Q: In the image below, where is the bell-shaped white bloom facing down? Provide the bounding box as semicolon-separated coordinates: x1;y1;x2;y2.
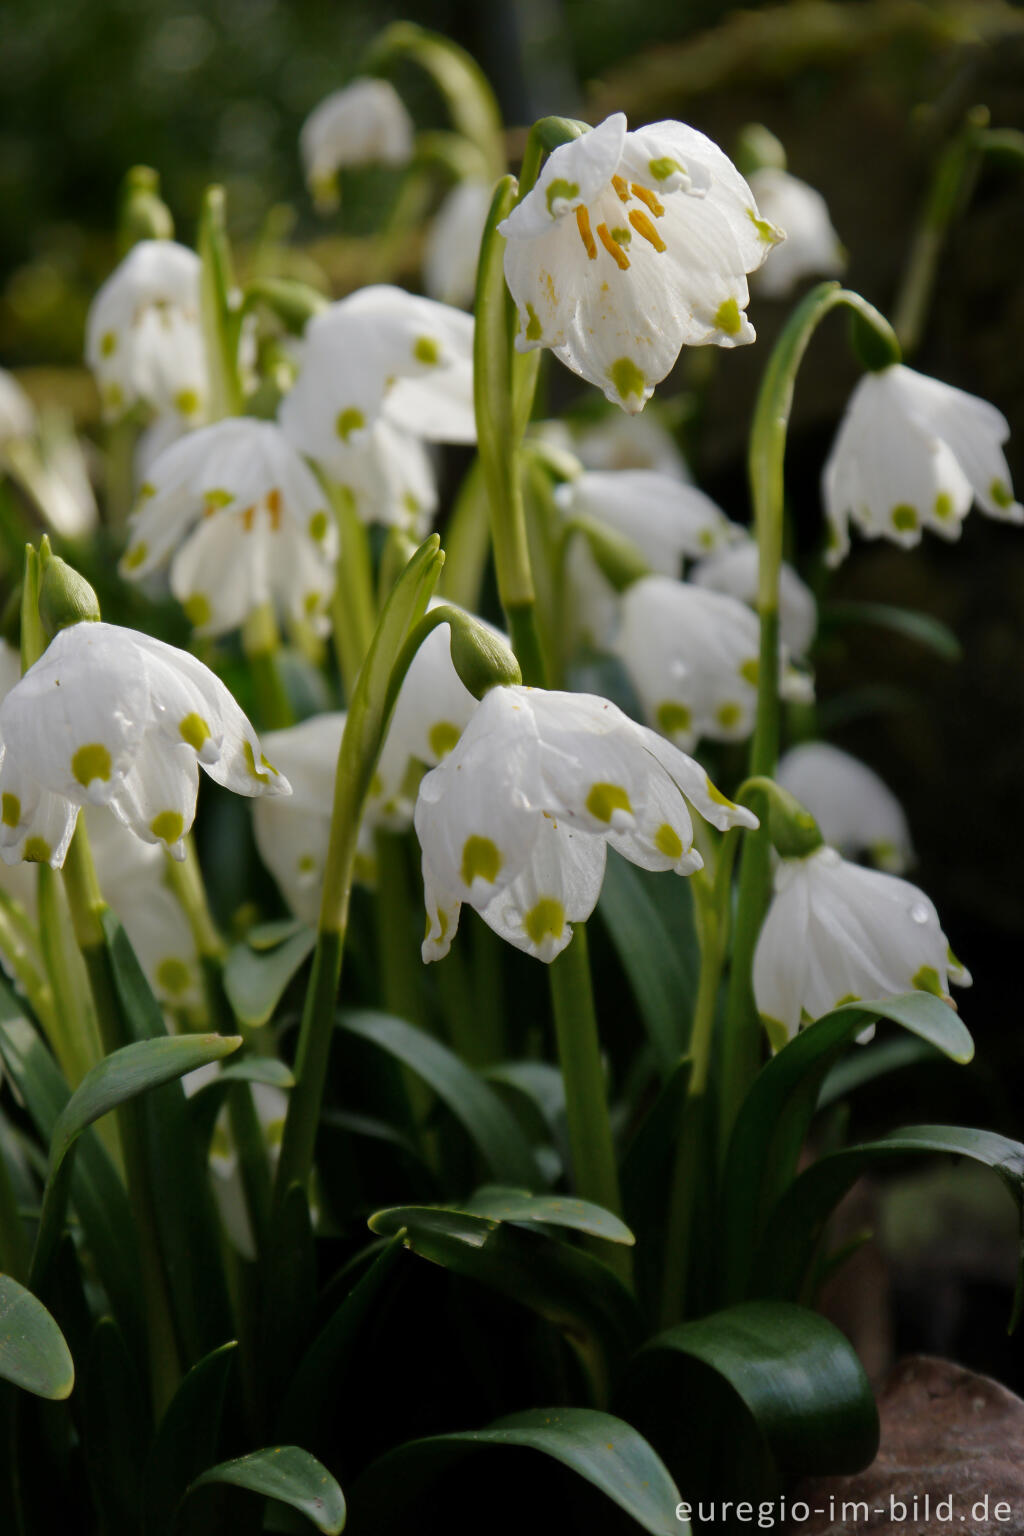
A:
691;538;817;657
0;369;35;446
753;846;970;1047
748;168;845;299
120;418;338;638
300;79;414;212
556;469;740;575
776;742;913;873
0;622;290;869
415;685;758;965
279;286;475;477
499;112;783;412
572;408;692;480
424;179;493;310
823;363;1023;566
85;241;207;424
614;575;812;751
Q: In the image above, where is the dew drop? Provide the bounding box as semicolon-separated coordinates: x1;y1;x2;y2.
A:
909;902;931;925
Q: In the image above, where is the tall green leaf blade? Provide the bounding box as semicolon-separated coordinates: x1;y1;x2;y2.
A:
459;1186;634;1244
143;1341;238;1536
820;599;962;660
0;1273;74;1399
340;1010;543;1188
101;907;167;1041
756;1125;1024;1320
188;1447;346;1533
81;1318;150;1531
223;928;315;1029
351;1407;683;1534
721;993;973;1300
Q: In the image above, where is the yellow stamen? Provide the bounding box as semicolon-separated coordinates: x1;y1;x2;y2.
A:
630;183;665;217
575;204;597;260
267;487;282;530
611;174;630;202
242;505;255;531
597;223;630;270
628;208;667;252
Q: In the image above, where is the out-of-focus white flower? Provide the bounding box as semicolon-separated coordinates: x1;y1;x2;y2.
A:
185;1066;290;1258
85;240;207;424
424;179;492;309
0;621;290;869
753;845;970;1048
613;575;812;751
0;369;35;445
85;805;202;1008
0;642;37;919
415;684;758;964
748;167;845;298
823;363;1023;566
498;112;782;412
556;469;739;574
776;742;912;873
278;287;475;499
690;538;817;657
120;418;338;638
324;417;437;534
3;410;99;540
300;79;414;212
573;409;691;480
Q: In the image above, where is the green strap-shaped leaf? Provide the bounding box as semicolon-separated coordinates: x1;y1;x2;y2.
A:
188;1056;295;1151
460;1185;635;1244
820;599;962;661
340;1010;543;1189
817;1035;944;1109
223;927;315;1029
721;993;973;1300
101;906;167;1041
31;1032;241;1289
0;1273;74;1399
755;1125;1024;1324
188;1447;346;1533
143;1340;238;1536
351;1407;682;1534
597;853;698;1077
81;1319;150;1532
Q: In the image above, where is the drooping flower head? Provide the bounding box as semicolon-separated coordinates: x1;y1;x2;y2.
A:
120;418;338;638
690;538;817;657
424;179;493;310
498;113;783;412
0;621;290;868
0;368;35;446
85;241;207;424
556;469;740;574
753;846;970;1048
747;167;845;298
823;363;1023;566
776;743;913;873
414;685;758;964
300;79;414;212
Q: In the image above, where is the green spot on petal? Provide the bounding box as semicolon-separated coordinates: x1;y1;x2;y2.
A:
413;335;441;366
183;594;212;628
609;357;646;405
523;897;565;948
24;837;51;864
585;781;632;823
739;658;759;686
714;298;742;336
545;178;579;214
891;504;918;532
150;810;185;846
1;793;20;828
174;388;201;417
308;510;329;541
934;492;954;521
402;492;420;515
525;304;542;342
716;702;742;729
137;482;156;502
179;713;211;752
648;156;683;182
204;488;234;509
336;407;365;442
761;1014;791;1053
705;775;738;810
243;740;278;784
747;206;777;244
912;964;944;998
654;822;683;860
834;993;861;1007
72;742;112;788
156;958;191;996
656;701;692;737
990;477;1014;509
100;330;117;357
461;835;502;887
428;721;461;759
122;541;148;571
610;226;631;245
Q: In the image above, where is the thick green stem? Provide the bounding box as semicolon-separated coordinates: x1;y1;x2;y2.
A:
242;603;293;731
327;481;377;700
375;830;424;1026
549;926;632;1289
35;868;102;1087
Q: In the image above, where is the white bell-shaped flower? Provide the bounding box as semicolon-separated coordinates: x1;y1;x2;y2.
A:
414;684;758;964
0;369;35;446
85;240;207;424
3;409;99;540
823;363;1023;566
690;538;817;657
572;408;692;480
300;79;414;211
0;621;290;869
278;285;475;487
776;742;912;873
753;845;970;1047
120;418;338;638
0;641;38;919
424;179;493;310
498;112;783;412
556;469;740;574
322;417;437;534
614;575;812;751
748;168;845;298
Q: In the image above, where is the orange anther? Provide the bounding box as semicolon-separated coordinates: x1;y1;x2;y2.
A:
611;175;630;202
267;487;282;529
596;223;630;271
241;505;256;531
575;205;597;260
630;183;665;218
628;208;667;252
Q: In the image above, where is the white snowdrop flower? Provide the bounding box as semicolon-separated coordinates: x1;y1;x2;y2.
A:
776;742;913;873
748;167;845;299
324;417;437;534
823;363;1023;566
120;418;338;639
556;469;740;575
300;79;414;212
0;621;290;870
278;286;476;492
613;576;812;751
690;538;817;657
0;369;35;445
498;112;783;412
414;684;758;964
753;845;970;1049
84;805;202;1008
85;240;208;424
424;179;493;309
184;1067;291;1258
573;409;692;480
0;641;37;920
3;410;99;540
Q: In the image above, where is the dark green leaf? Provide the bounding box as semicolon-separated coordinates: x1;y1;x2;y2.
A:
101;906;167;1041
340;1010;542;1188
261;1182;317;1412
224;928;315;1029
820;600;962;661
351;1407;682;1535
0;1272;74;1399
81;1318;150;1531
188;1057;295;1151
189;1447;346;1533
143;1341;238;1536
721;993;973;1300
817;1035;944;1109
756;1125;1024;1322
459;1185;634;1243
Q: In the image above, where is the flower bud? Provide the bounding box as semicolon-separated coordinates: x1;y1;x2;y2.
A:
244;278;329;335
442;606;521;698
38;544;101;637
734;123;787;178
743;775;824;859
570;517;650;593
118;166;174;253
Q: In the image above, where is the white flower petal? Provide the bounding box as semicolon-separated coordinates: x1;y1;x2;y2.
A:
776;742;912;871
478;816;607;962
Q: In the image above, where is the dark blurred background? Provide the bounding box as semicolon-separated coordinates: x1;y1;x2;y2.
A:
4;0;1024;1390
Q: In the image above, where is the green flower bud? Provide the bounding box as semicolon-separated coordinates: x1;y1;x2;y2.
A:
734;124;787;179
569;515;650;594
118;166;174;254
38;542;101;637
443;605;521;698
742;775;824;859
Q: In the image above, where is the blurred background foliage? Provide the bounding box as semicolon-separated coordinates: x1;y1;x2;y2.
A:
4;0;1024;1387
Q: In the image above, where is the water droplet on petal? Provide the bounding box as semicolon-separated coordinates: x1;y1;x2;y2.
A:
909;902;931;925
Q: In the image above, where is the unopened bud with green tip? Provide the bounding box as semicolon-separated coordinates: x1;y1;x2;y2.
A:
38;539;101;638
443;605;522;698
734;123;787;179
118;166;174;254
740;775;824;859
567;516;650;594
848;305;902;373
242;277;329;335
